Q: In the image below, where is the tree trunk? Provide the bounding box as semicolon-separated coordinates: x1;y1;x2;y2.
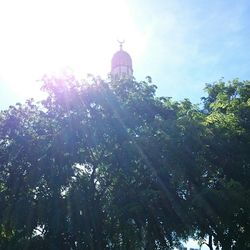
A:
208;234;214;250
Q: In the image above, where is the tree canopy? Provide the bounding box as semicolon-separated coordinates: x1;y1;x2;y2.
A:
0;76;249;249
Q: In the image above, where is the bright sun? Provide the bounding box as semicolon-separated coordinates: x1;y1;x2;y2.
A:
0;0;147;102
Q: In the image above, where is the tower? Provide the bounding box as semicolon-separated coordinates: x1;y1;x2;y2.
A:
111;41;133;80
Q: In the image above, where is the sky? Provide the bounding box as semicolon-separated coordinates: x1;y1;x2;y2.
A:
1;1;248;247
1;0;250;110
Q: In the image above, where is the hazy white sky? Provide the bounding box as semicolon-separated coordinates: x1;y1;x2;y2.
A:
0;0;146;108
0;0;250;111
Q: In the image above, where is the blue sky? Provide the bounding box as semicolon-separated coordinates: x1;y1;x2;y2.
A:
0;0;250;110
132;0;250;103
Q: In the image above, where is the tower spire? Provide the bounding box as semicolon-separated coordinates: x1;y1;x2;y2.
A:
118;40;125;50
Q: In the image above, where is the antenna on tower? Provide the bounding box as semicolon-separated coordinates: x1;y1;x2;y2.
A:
117;40;125;50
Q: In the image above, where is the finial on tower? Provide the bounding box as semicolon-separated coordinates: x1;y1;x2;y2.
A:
118;40;125;50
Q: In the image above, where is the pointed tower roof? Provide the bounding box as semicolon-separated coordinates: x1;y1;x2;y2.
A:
111;41;133;79
111;41;132;70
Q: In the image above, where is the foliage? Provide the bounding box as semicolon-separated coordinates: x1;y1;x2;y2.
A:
0;76;249;249
193;79;250;249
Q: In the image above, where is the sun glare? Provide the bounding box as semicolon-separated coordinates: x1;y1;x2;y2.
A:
0;0;147;102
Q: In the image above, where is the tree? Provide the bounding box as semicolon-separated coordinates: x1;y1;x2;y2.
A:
190;79;250;249
0;76;191;249
0;76;249;249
